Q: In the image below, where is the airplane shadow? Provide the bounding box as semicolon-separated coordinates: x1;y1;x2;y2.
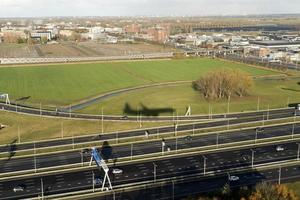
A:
123;103;175;117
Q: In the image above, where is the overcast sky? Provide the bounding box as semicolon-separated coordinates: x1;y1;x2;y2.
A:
1;0;300;18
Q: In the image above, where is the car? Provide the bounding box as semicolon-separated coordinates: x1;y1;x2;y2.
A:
276;145;285;152
120;115;128;120
256;127;264;132
81;148;90;155
93;178;103;185
240;153;249;161
112;168;123;174
229;176;239;181
13;185;25;192
184;135;192;141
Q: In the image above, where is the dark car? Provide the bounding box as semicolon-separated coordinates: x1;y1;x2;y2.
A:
120;115;128;120
184;135;193;141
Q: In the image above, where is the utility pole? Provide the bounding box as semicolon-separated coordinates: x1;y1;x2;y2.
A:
172;180;175;200
216;133;219;148
18;125;20;143
69;105;72;118
40;102;42;117
131;143;133;160
92;171;95;192
297;143;300;161
227;96;230;115
278;166;282;185
175;137;178;153
255;128;258;144
41;178;44;200
203;155;207;175
101;107;104;134
192;123;195;136
251;149;255;168
267;104;270;120
257;97;260;111
34;142;37;173
162;139;166;155
153;162;157;182
61;121;64;138
81;152;84;166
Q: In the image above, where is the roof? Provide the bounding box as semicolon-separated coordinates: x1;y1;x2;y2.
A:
250;40;300;46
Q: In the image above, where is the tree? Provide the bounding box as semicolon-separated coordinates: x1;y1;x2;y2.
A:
249;183;298;200
193;69;253;100
41;36;48;44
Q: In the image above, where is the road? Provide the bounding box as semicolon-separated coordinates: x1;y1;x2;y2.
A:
0;107;295;154
1;141;300;200
1;122;299;174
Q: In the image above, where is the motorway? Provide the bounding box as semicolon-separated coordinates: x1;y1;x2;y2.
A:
0;122;299;174
1;141;300;199
94;165;300;200
0;107;295;154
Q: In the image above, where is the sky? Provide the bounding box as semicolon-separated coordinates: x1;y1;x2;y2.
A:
0;0;300;18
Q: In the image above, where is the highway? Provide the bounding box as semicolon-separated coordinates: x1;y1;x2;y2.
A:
0;122;299;174
93;165;300;200
0;107;295;154
0;102;295;122
1;141;300;199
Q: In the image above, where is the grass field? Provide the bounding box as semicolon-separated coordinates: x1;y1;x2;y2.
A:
78;78;300;115
0;58;279;107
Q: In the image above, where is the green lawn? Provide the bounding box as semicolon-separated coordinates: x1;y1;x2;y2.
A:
78;78;300;116
0;58;279;107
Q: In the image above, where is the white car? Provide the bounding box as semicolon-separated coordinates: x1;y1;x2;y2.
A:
229;176;239;181
13;186;25;192
112;168;123;174
276;146;285;152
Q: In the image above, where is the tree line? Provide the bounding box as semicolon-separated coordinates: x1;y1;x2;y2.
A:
193;69;254;100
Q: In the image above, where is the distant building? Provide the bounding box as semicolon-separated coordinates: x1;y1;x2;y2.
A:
250;40;300;49
59;30;73;37
31;31;52;41
147;27;169;43
124;24;141;34
2;30;27;43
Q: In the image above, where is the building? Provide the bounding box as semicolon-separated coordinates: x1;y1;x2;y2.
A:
31;31;52;41
147;27;169;43
250;40;300;49
124;24;141;34
59;30;73;37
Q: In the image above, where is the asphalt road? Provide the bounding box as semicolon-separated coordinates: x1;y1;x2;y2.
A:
94;165;300;200
1;122;299;174
0;107;295;154
1;141;300;200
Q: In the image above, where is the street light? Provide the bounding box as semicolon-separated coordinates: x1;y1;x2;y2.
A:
250;149;255;168
153;162;157;182
162;139;166;155
297;143;300;161
202;155;207;175
278;166;282;185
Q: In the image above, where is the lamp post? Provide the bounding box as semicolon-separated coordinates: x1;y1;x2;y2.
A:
251;149;255;168
153;162;157;182
202;155;207;175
